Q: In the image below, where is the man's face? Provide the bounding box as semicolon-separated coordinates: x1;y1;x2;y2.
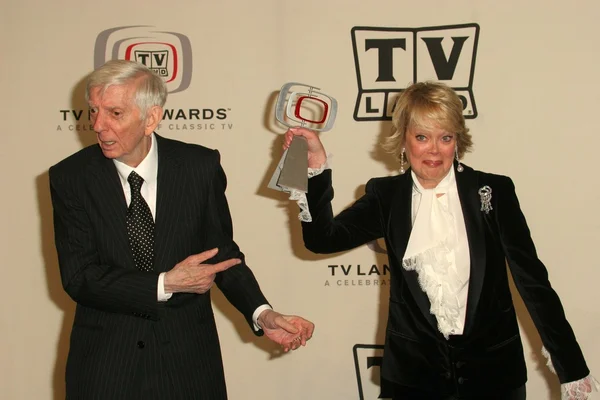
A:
88;81;157;167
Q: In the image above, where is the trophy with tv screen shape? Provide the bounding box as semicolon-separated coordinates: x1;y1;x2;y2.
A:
268;82;337;200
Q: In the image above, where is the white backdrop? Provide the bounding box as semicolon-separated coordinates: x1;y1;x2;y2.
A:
1;0;599;398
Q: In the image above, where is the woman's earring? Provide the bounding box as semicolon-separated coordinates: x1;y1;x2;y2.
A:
455;146;463;172
400;148;406;174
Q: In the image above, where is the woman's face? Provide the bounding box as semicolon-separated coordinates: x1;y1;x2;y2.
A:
405;122;456;189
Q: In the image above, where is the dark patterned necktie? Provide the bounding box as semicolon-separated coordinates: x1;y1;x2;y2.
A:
126;171;155;272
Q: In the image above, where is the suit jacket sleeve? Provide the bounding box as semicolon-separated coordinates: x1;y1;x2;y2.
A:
204;152;269;333
495;176;589;383
301;169;384;253
49;167;161;320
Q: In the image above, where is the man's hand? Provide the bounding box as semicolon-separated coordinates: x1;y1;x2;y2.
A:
257;309;315;352
164;248;240;294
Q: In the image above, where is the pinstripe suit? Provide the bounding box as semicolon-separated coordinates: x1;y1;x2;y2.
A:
50;134;269;399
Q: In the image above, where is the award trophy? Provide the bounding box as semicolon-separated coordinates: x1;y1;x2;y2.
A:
268;82;337;194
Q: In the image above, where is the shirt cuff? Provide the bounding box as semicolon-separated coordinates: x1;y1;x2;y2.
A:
252;304;273;331
308;154;332;178
290;154;332;222
560;375;600;400
157;272;173;302
542;346;600;399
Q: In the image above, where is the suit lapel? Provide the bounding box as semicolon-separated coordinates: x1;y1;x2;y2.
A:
153;135;183;273
88;151;134;267
388;171;439;329
456;164;487;336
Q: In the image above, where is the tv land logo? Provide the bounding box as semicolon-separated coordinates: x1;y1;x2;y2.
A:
354;344;392;399
351;23;480;121
323;263;390;288
321;240;390;287
94;25;192;93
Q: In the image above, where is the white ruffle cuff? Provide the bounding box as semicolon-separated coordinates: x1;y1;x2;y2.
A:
291;155;331;223
541;346;599;399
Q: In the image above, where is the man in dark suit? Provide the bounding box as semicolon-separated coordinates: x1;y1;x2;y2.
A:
50;59;314;400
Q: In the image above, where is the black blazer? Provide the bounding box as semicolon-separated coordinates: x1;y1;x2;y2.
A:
50;134;269;399
302;163;588;397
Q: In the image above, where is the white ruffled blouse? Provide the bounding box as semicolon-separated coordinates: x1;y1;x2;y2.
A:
403;167;470;339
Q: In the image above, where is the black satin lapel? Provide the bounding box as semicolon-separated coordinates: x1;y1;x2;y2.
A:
388;172;438;329
154;137;183;273
388;173;412;258
88;156;133;266
456;164;486;336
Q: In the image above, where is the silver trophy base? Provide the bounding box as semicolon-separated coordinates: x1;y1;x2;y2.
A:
268;136;308;193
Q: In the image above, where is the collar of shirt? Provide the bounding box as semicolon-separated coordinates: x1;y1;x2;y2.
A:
113;133;159;218
410;168;456;220
113;133;158;188
410;167;454;196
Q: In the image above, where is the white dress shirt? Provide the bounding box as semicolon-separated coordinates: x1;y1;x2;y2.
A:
113;134;269;329
113;133;171;301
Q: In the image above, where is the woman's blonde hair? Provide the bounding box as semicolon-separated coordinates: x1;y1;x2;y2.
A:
382;81;473;164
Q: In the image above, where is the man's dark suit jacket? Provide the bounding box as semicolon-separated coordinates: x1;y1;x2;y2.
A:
50;134;269;399
302;163;589;397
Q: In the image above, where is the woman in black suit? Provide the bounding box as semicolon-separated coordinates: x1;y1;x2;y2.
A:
284;81;596;399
